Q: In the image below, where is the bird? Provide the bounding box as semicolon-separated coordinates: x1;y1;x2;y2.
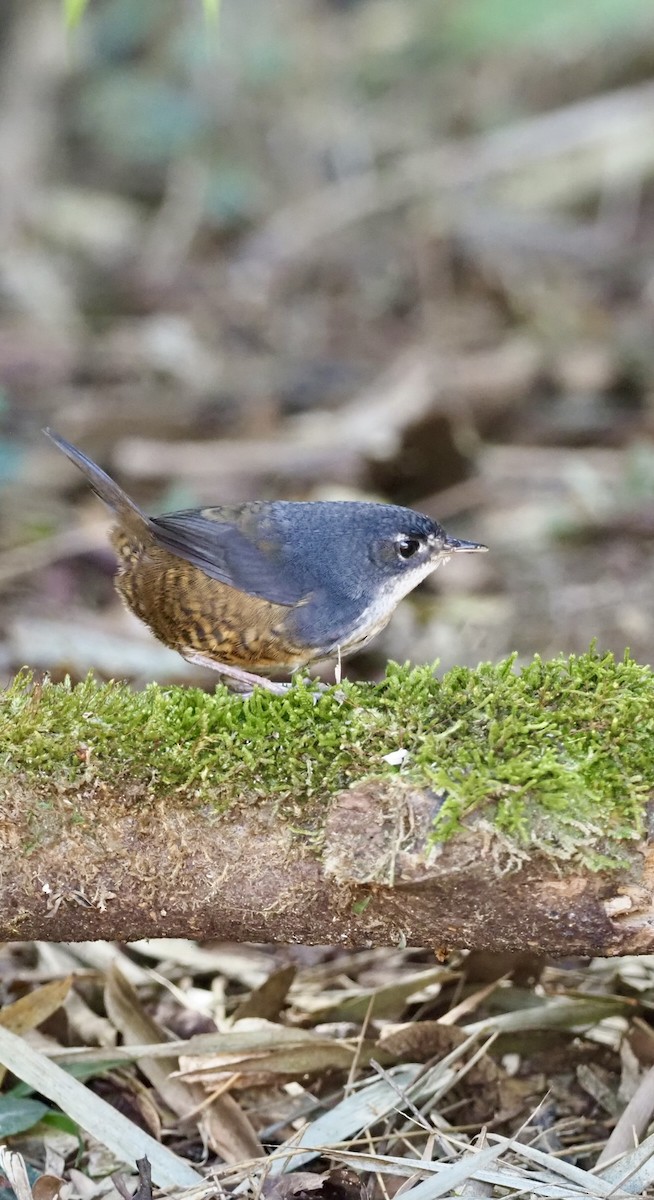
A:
45;429;487;694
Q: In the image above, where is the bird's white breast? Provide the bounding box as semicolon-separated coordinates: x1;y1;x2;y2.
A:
334;555;448;656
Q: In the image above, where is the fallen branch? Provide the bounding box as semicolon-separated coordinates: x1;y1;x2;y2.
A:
114;336;543;487
1;651;653;953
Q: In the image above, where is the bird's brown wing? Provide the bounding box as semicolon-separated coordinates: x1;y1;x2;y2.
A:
149;509;308;606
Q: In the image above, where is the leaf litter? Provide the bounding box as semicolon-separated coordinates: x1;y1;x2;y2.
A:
0;945;652;1199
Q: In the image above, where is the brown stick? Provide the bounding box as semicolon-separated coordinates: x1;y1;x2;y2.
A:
2;774;652;954
113;336;542;487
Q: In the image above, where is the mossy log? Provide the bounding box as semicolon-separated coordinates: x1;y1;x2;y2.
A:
1;651;653;953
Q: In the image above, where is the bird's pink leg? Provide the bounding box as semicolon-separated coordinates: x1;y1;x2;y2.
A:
183;652;291;695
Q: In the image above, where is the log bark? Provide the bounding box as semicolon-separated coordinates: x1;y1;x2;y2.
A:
3;649;652;953
2;771;653;955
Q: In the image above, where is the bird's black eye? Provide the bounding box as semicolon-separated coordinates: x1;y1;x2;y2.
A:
396;535;422;560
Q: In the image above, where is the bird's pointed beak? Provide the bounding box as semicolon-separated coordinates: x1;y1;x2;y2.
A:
442;535;488;554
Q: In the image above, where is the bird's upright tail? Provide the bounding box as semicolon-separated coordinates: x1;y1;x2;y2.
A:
44;429;150;535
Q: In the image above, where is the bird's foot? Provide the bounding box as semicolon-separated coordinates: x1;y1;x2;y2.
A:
183;653;347;702
183;652;292;696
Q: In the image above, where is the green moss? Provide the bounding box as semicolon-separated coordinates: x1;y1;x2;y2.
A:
1;648;653;867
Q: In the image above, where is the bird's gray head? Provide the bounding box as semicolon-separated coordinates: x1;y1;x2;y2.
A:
278;500;486;653
366;505;483;576
277;500;486;607
359;503;486;606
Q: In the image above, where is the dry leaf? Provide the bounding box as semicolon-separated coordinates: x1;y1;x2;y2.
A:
232;965;296;1022
105;965;262;1164
0;976;73;1086
104;964;198;1122
263;1169;364;1200
32;1174;65;1200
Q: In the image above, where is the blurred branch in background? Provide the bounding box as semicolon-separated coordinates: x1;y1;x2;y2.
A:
2;0;654;687
239;80;654;284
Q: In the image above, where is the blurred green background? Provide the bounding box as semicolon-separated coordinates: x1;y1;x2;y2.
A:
2;0;654;686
